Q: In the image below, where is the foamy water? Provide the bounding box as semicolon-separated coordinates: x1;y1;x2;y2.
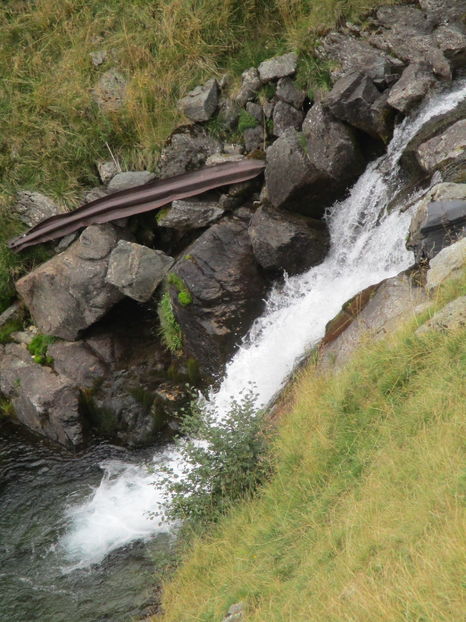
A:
60;81;466;567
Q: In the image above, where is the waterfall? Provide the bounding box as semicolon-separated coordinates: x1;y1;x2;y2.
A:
60;81;466;568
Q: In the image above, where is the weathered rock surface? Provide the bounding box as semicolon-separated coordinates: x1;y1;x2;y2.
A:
97;160;119;184
276;77;305;109
178;79;219;122
48;340;108;388
169;212;267;374
93;68;127;111
0;344;83;447
16;225;127;340
106;240;174;303
272;100;304;136
235;67;262;107
418;200;465;259
387;62;437;113
325;71;393;142
243;126;264;152
434;23;466;69
258;52;298;82
158;126;222;178
248;205;329;275
14;191;66;228
425;237;466;290
418;0;466;25
0;303;21;328
157;199;225;231
415;119;466;178
107;171;156;192
416;296;466;335
222;602;245;622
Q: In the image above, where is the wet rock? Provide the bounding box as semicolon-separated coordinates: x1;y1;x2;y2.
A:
416;296;466;335
425;237;466;290
106;241;174;303
93;68;127;112
158;125;222;179
276;77;305;109
157;199;225;231
325;71;394;142
248;204;329;275
235;67;261;107
107;170;156;192
0;344;83;448
97;160;119;184
243;126;263;152
16;224;127;340
272;100;304;136
258;52;298;82
178;78;219;122
387;62;437;113
48;341;108;388
435;23;466;70
169;213;267;375
416;119;466;179
13;191;66;228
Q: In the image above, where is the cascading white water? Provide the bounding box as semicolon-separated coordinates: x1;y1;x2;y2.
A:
60;81;466;568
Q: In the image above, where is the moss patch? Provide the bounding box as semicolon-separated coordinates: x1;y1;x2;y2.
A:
158;292;183;355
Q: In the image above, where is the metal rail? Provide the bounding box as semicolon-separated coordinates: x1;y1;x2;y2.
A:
8;159;265;252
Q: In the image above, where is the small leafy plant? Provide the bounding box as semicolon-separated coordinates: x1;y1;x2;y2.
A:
27;334;56;365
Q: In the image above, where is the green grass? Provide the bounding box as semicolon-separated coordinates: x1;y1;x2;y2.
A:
155;271;466;622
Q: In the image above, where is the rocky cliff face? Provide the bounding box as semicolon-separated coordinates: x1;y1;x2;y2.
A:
2;0;465;449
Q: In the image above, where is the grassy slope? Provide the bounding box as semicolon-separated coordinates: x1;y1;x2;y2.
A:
156;270;466;622
0;0;399;313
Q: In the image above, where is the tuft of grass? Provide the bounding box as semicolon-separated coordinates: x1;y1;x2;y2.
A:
27;333;56;365
155;272;466;621
158;292;183;355
237;109;259;133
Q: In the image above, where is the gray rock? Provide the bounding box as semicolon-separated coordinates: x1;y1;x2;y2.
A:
435;23;466;69
157;199;225;230
97;159;119;184
169;213;267;374
205;152;245;166
263;100;275;119
375;6;434;33
387;62;437;113
248;204;329;275
81;187;108;203
106;240;174;303
90;50;108;67
10;329;37;346
243;126;263;152
158;126;222;179
245;101;263;123
416;296;466;335
418;0;466;25
235;67;262;107
107;170;156;192
0;303;21;328
48;340;108;388
272;100;304;136
218;98;240;130
55;232;79;253
416;119;466;178
178;78;219;122
0;344;83;448
276;77;305;109
325;71;394;142
93;68;127;111
222;601;245;622
16;224;127;340
258;52;298;82
14;191;65;228
425;237;466;290
418;200;466;259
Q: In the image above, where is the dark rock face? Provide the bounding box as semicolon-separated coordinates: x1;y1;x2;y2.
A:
169;212;267;375
325;72;394;142
158;126;222;178
48;341;108;389
16;225;127;340
248;205;330;275
0;344;83;448
411;199;466;260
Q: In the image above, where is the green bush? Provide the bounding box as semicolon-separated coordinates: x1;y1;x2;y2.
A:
27;333;56;365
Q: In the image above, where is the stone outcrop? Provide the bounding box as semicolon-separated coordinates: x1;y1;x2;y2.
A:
106;241;174;303
14;191;66;228
178;79;219;122
16;224;127;340
248;205;329;275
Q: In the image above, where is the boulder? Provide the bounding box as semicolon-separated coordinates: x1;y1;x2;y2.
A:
325;71;394;142
415;119;466;179
97;160;119;184
106;241;174;303
178;78;219;122
168;212;267;374
416;296;466;335
276;77;305;109
318;32;403;85
387;62;437;114
248;204;330;275
425;237;466;290
13;191;66;228
16;224;127;340
258;52;298;82
434;24;466;70
243;126;264;152
48;340;108;388
272;100;304;136
107;170;156;192
418;0;466;25
0;344;83;447
157;198;225;231
235;67;262;107
158;125;222;179
93;68;127;111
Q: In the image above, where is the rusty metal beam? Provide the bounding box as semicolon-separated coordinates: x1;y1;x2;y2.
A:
8;159;265;252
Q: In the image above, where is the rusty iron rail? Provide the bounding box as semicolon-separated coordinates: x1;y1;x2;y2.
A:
9;159;265;252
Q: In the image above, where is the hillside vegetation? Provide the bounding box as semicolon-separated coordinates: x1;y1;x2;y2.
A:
155;269;466;622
